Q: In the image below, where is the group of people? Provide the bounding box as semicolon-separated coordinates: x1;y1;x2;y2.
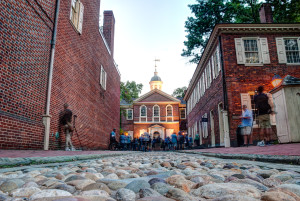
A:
239;86;275;146
109;130;194;151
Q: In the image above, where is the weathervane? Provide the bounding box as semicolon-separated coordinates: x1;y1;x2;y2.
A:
154;58;160;73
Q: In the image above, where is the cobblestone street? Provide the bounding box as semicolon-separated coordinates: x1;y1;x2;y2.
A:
0;152;299;201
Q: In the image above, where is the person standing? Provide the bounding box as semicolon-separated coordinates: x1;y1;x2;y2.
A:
109;128;117;150
171;132;177;150
254;86;272;145
194;133;200;147
120;133;126;150
240;105;253;146
60;103;74;151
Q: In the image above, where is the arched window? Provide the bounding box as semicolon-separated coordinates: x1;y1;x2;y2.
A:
166;105;173;116
140;105;147;117
153;105;159;117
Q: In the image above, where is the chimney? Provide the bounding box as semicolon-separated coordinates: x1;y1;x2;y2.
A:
259;3;273;23
103;10;115;57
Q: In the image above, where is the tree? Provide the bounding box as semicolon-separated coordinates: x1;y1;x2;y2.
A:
182;0;300;64
120;81;143;104
172;87;187;99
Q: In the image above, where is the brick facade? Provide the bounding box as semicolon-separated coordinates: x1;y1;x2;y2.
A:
185;24;300;147
120;89;186;140
0;0;120;150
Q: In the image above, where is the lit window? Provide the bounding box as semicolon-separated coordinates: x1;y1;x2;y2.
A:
70;0;84;34
127;109;133;120
100;66;107;90
235;38;270;65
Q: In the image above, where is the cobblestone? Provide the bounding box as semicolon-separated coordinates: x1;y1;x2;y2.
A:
0;152;299;200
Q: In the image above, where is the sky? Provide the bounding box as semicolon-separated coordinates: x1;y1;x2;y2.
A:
100;0;198;95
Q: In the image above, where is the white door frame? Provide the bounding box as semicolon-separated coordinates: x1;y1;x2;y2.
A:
210;110;215;147
218;103;225;146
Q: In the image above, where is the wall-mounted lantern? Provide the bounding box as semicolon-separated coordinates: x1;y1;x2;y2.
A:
271;74;283;88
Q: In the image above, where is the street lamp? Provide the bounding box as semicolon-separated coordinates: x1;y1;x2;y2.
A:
271;74;283;88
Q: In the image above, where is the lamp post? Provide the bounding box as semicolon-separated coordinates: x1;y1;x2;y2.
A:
271;74;283;88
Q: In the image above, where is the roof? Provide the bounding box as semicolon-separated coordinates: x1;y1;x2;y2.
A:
134;88;181;103
150;75;162;81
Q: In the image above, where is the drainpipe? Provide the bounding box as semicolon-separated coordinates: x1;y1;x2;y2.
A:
43;0;60;150
218;35;230;147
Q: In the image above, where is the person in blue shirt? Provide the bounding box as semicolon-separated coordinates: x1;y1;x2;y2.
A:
171;132;177;150
120;133;126;150
240;105;253;146
188;135;193;148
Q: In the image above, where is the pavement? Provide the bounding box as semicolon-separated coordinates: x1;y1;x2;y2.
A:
0;143;299;167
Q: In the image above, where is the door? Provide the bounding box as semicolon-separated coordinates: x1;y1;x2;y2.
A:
218;103;225;146
273;89;290;143
210;110;215;147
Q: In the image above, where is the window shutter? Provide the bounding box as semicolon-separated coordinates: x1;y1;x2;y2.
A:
211;57;215;79
217;46;221;71
104;70;107;90
78;2;84;34
259;38;270;64
235;38;245;64
69;1;73;20
240;93;252;110
276;38;287;63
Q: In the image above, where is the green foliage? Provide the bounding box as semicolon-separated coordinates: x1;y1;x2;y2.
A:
182;0;300;64
172;86;187;98
120;81;143;104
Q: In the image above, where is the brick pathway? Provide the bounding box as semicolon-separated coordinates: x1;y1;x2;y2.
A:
185;143;300;156
0;143;299;159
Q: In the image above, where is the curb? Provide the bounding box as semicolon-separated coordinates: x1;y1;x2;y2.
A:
178;151;300;165
0;152;132;169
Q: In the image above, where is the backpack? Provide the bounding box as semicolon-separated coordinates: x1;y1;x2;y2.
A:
255;94;272;115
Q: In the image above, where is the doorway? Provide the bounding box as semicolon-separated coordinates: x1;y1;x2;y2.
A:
218;103;225;146
210;110;215;147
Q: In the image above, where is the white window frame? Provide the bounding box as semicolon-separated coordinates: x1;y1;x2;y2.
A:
100;65;107;90
276;37;300;64
126;109;133;120
235;37;270;66
152;105;160;122
140;105;147;117
70;0;84;34
180;108;186;119
166;105;173;122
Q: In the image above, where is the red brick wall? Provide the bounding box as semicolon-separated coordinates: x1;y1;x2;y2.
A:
187;31;300;147
221;32;300;145
0;0;120;150
0;0;55;149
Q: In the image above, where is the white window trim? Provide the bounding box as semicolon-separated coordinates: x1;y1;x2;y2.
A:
235;37;270;66
276;37;300;65
126;109;133;120
180;108;186;119
140;105;147;117
202;113;208;138
100;65;107;90
166;105;173;122
69;0;84;34
152;105;160;122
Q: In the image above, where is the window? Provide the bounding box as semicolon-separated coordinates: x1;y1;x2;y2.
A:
100;66;107;90
180;108;186;119
70;0;84;34
166;105;173;116
212;46;221;79
276;38;300;64
235;38;270;65
202;113;208;138
140;105;147;117
126;109;133;120
153;105;159;117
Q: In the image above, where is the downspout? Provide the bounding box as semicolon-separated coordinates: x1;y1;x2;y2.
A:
218;35;230;147
43;0;60;150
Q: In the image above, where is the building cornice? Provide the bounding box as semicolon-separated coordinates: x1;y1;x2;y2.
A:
184;23;300;100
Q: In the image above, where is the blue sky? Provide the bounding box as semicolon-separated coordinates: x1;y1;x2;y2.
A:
100;0;198;95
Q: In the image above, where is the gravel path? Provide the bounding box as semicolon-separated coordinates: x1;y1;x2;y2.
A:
0;152;299;201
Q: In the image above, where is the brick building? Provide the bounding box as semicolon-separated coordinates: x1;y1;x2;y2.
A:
184;4;300;147
0;0;120;150
121;68;186;140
